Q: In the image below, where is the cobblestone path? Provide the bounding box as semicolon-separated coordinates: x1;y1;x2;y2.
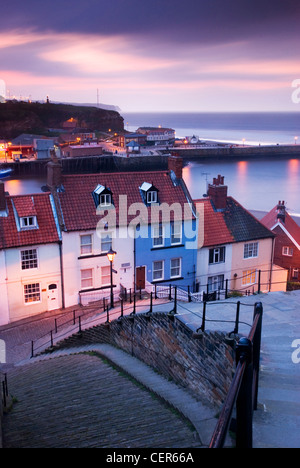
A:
2;353;200;448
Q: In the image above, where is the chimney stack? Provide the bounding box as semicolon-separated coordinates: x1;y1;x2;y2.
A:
277;200;286;223
168;154;183;180
0;181;6;211
207;174;228;210
47;150;62;189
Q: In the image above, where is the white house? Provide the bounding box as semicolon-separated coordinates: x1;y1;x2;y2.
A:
0;183;62;325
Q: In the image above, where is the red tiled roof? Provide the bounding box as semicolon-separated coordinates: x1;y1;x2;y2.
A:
261;206;300;246
58;171;195;231
13;196;37;218
195;198;234;247
0;193;60;249
195;196;273;247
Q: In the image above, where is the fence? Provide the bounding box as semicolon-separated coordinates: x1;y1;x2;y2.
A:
209;302;263;448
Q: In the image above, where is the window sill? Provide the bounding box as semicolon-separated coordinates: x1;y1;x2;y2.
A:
151;244;184;251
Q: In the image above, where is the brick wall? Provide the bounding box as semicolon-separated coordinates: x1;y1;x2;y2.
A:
56;312;236;408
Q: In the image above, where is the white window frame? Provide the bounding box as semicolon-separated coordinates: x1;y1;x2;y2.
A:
81;269;93;290
101;232;112;253
152;225;164;247
101;265;111;286
209;247;226;264
80;234;93;256
20;216;37;229
24;283;41;304
147;191;157;204
153;260;164;281
21;248;38;270
170;258;181;278
171;222;182;245
244;242;258;259
100;193;112;207
282;246;293;257
208;275;224;292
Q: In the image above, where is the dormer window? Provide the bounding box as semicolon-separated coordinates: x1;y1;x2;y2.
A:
20;216;38;230
93;184;113;208
140;182;159;206
147;191;157;204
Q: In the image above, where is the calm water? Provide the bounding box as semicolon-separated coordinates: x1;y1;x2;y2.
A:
3;112;300;215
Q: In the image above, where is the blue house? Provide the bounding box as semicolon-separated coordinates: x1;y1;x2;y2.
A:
134;156;198;293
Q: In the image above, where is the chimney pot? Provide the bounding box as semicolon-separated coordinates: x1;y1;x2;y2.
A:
207;175;228;210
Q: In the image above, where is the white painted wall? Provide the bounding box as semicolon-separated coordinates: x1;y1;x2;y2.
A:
62;226;135;308
0;250;9;325
4;244;62;323
197;244;232;292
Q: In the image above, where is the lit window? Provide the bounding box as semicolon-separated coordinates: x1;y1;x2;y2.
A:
20;216;37;229
170;258;181;278
244;242;258;259
242;270;256;285
153;261;164;281
24;283;41;304
152;225;164;247
282;246;293;257
21;249;38;270
81;269;93;289
80;235;93;255
101;266;111;286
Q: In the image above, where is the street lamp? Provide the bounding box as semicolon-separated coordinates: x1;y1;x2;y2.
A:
295;136;298;145
107;248;117;308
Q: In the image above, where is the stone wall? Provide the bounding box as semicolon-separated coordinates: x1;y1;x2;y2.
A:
56;312;235;408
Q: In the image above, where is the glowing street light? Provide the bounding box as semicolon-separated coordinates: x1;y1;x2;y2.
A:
107;248;117;308
295;136;298;145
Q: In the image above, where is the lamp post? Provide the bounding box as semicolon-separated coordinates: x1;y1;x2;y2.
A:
107;248;117;308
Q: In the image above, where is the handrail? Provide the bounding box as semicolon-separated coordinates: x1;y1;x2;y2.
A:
209;302;263;448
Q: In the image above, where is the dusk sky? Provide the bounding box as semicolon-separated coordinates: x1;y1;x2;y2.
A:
1;0;300;112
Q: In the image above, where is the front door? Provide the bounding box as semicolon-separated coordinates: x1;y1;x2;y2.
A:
47;283;59;311
136;266;146;291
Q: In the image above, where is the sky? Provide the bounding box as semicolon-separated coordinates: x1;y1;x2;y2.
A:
1;0;300;112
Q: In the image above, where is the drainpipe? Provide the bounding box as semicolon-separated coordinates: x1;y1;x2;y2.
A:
59;241;65;309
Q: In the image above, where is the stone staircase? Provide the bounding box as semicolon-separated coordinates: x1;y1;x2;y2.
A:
2;351;203;448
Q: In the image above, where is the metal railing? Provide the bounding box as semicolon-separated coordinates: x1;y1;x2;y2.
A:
0;372;8;410
209;302;263;448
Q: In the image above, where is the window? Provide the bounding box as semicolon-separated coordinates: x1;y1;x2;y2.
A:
101;266;111;286
24;283;41;304
100;193;112;207
21;249;38;270
20;216;37;229
152;225;164;247
81;269;93;289
242;270;256;286
170;258;181;278
209;247;226;264
153;261;164;281
147;191;157;204
80;235;93;255
101;233;112;253
208;275;224;292
244;242;258;259
292;269;299;280
282;246;293;257
171;222;182;245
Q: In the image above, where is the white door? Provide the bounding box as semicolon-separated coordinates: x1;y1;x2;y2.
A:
47;283;59;311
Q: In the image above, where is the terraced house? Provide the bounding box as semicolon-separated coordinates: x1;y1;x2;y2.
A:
194;175;287;298
0;181;62;325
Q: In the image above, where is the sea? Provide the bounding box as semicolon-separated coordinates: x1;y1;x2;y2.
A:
3;111;300;217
